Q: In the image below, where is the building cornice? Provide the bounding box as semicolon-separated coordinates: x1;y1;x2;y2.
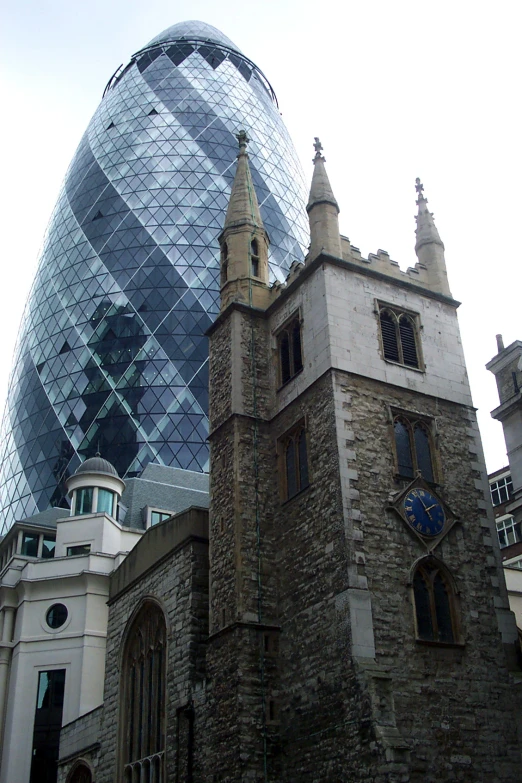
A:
486;341;522;373
491;391;522;422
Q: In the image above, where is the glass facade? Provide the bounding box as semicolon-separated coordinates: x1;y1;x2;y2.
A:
0;21;308;533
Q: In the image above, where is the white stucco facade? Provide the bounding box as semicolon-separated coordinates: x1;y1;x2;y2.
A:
0;512;142;783
0;459;209;783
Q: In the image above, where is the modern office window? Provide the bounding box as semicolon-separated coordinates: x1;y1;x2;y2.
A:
121;601;166;782
67;544;91;556
393;414;435;482
277;314;303;386
279;421;309;500
496;515;522;549
22;532;39;557
75;487;94;515
150;510;172;526
412;560;457;644
97;488;115;515
46;604;68;630
42;535;56;559
30;669;66;783
490;475;513;506
378;304;421;369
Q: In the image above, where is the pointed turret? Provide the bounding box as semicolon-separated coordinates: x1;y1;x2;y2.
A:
414;178;451;297
306;138;342;261
218;130;270;311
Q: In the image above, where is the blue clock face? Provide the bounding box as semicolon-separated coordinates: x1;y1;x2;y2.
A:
403;488;445;537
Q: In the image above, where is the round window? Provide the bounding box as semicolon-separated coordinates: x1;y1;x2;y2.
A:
46;603;68;629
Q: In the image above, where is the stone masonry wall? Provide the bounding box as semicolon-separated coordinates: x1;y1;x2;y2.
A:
205;306;282;781
94;533;208;783
491;348;522;407
205;262;521;781
333;368;522;782
57;707;101;783
208;293;396;781
270;371;395;782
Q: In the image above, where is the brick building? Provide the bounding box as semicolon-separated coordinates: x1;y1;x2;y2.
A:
57;136;522;782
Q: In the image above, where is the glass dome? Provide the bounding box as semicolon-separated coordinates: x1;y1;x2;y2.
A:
0;21;309;533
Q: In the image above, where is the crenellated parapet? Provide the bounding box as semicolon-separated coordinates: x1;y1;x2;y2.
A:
339;236;450;296
220;139;457;315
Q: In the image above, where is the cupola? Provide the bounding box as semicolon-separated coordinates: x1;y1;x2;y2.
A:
66;455;125;519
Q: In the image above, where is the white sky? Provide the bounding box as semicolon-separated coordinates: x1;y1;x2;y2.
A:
0;0;520;473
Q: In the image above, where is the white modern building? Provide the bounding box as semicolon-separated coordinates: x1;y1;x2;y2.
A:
0;457;208;783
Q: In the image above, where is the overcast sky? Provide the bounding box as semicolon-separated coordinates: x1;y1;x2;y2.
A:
1;0;520;473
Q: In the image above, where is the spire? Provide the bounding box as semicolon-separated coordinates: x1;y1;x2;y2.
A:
223;130;263;231
414;178;444;251
414;178;451;297
307;138;340;213
306;138;342;261
218;130;270;311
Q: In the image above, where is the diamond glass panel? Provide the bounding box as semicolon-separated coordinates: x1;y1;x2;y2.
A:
0;21;308;532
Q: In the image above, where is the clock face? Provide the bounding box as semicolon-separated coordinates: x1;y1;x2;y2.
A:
403;488;445;537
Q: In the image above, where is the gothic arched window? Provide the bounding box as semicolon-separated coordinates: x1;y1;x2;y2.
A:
121;601;166;782
277;313;303;386
250;238;260;277
67;762;92;783
379;305;421;369
393;415;435;482
412;559;458;643
279;421;309;500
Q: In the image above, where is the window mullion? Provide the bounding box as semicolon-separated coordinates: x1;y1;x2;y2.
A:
396;318;404;364
428;571;439;641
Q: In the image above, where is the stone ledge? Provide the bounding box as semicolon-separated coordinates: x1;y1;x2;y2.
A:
109;506;209;602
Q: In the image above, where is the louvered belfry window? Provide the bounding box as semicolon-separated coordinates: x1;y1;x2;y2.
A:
379;305;420;369
277;313;303;386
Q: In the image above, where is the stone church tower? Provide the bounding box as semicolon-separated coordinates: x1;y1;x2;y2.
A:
205;134;522;781
57;134;521;783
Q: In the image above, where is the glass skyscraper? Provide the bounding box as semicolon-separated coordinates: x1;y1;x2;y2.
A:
0;21;308;532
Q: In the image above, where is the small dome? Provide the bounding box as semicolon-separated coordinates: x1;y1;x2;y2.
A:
145;20;241;52
75;456;119;478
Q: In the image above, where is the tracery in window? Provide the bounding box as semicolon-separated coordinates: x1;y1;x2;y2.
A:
412;559;458;644
378;305;421;369
67;762;92;783
121;601;166;782
277;314;303;386
393;415;435;482
279;421;309;500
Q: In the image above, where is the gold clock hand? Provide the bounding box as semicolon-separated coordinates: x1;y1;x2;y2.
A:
413;490;433;521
